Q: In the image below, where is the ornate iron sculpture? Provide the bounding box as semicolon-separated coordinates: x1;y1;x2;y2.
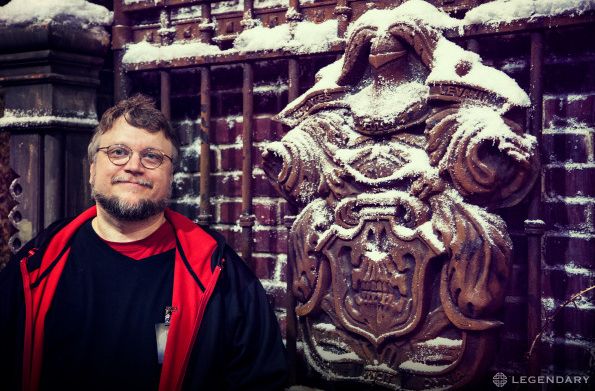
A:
263;9;538;390
0;131;18;267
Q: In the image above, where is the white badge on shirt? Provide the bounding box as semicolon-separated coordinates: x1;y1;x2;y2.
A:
155;306;176;364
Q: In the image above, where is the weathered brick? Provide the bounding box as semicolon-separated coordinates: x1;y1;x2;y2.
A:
213;174;242;197
219;147;243;171
263;283;287;310
217;227;242;251
500;202;531;230
218;201;242;224
501;301;529;338
279;200;298;221
254;202;278;225
545;167;595;198
254;174;281;197
549;307;595;339
510;234;528;266
211;64;243;90
493;336;528;369
252;255;277;280
542;133;590;163
278;258;287;282
214;91;242;117
219;146;264;171
178;152;199;174
544;235;595;269
173;119;199;146
543;94;595;129
254;116;286;142
169;202;199;219
253;145;266;169
172;174;199;199
254;229;287;254
506;265;528;297
543;270;595;303
543;202;590;231
212;117;242;144
540;340;594;373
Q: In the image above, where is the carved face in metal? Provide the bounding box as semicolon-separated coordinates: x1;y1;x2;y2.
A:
264;5;539;389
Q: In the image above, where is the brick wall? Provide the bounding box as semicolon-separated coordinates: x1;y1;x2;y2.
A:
163;57;336;340
490;26;595;379
142;24;594;384
540;90;594;376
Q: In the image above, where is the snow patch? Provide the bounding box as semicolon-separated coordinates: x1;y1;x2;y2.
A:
123;40;222;64
233;19;339;53
346;82;429;128
399;360;450;373
428;38;530;107
419;337;463;348
347;0;463;36
0;0;112;26
0;110;98;128
464;0;595;26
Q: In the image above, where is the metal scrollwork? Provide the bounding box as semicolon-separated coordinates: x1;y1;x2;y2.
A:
263;5;538;389
0;131;19;268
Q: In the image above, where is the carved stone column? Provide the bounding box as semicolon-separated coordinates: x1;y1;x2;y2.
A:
0;17;110;252
263;5;539;389
0;130;18;268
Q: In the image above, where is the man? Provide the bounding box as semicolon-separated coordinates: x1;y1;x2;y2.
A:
0;94;288;391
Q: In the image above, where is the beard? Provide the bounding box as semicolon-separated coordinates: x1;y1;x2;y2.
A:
92;190;168;221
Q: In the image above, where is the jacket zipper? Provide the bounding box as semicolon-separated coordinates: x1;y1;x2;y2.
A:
170;262;223;391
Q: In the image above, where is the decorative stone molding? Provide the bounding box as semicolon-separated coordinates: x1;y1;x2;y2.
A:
0;15;110;249
263;5;538;389
0;130;18;268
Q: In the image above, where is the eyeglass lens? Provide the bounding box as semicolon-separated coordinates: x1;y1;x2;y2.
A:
106;145;164;169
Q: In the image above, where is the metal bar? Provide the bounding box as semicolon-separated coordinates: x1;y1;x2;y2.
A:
288;58;300;102
243;0;255;23
240;62;255;267
43;133;64;226
160;70;171;120
243;0;254;14
285;58;300;385
0;130;17;266
121;14;595;73
200;2;214;44
113;0;131;101
526;30;545;379
197;67;212;226
283;214;297;385
334;0;352;39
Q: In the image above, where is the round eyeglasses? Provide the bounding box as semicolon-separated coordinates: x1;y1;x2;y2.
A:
97;144;173;170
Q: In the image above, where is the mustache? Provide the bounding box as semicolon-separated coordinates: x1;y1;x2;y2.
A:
111;176;154;189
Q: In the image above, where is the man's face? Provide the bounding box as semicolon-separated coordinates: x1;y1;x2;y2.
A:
90;116;175;221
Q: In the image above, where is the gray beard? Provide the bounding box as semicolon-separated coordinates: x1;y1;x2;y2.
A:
93;191;168;221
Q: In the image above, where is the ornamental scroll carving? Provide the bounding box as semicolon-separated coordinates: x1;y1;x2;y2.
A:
263;5;539;389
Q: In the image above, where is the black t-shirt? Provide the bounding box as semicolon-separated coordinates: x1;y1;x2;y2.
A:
41;220;175;391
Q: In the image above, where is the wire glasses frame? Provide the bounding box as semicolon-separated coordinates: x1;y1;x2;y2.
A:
97;144;173;169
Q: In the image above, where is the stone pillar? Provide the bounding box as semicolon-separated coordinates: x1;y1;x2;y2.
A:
0;19;110;253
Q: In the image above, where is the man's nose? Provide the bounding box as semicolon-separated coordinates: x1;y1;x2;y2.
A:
123;152;145;173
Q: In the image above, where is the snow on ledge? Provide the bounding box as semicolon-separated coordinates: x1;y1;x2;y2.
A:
233;19;339;53
464;0;595;26
0;0;112;27
347;0;463;36
0;111;98;128
122;40;222;65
